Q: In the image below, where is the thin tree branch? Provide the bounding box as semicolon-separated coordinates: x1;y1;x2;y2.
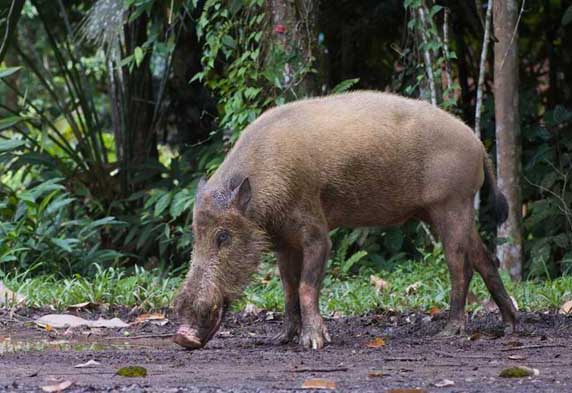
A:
499;0;526;71
442;8;453;94
417;7;437;106
0;0;25;63
474;0;493;140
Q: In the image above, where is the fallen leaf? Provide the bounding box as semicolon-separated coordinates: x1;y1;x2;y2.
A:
133;313;166;324
67;302;99;311
41;380;73;392
434;379;455;387
367;370;385;378
74;360;100;368
116;366;147;377
0;281;26;306
508;355;527;360
366;337;386;348
301;378;336;390
370;275;389;292
405;282;421;295
243;303;262;316
428;306;441;317
559;300;572;314
388;389;427;393
467;291;478;304
469;332;482;341
499;366;539;378
35;314;128;329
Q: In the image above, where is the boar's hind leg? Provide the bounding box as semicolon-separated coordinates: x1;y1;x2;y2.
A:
428;199;474;336
469;227;518;334
273;248;303;344
298;222;332;350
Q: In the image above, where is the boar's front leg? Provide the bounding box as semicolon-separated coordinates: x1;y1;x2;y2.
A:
298;222;331;350
273;248;302;344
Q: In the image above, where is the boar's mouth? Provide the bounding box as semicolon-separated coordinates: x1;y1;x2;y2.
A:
174;302;226;350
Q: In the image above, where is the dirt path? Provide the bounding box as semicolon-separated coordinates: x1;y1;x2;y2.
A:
1;310;571;392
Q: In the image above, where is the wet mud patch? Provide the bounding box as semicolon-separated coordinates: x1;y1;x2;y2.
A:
1;310;571;392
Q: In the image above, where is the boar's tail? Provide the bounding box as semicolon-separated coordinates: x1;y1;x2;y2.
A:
483;153;509;225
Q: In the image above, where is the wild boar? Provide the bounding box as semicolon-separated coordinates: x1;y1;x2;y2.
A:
173;91;518;350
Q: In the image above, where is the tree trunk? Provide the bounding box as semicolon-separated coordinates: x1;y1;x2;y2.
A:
494;0;523;281
124;13;158;170
268;0;319;97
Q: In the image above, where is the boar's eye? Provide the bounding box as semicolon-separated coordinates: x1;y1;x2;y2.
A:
215;230;231;248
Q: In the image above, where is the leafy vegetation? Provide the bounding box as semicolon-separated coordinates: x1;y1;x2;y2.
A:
4;251;571;314
1;0;572;311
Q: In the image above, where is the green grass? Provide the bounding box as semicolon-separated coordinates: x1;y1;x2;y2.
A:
2;265;182;310
3;257;572;314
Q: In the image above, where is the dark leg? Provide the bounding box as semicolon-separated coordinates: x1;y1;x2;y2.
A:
428;200;474;335
469;227;518;333
298;222;331;349
273;247;302;344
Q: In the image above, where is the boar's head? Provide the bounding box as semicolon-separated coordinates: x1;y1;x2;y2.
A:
173;175;268;349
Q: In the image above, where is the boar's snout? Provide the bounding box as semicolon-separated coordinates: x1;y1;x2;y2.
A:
174;298;225;350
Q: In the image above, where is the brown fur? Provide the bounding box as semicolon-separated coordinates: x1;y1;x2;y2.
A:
174;91;517;349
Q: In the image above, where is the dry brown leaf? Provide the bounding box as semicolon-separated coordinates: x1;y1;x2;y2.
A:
302;378;336;390
559;300;572;314
369;275;389;292
428;306;441;317
133;313;166;324
468;332;482;341
67;302;99;311
467;291;478;304
366;337;385;348
367;370;385;378
41;380;73;392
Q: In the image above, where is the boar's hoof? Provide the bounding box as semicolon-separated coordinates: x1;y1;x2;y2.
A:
437;321;465;337
272;317;300;345
272;327;300;345
173;326;203;349
300;323;331;350
503;320;520;336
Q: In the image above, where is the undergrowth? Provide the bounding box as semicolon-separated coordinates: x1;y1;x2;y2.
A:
3;252;571;314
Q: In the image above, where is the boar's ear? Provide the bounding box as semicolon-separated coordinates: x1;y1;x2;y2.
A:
229;177;251;214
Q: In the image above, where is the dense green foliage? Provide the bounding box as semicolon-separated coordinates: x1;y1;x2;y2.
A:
1;0;571;287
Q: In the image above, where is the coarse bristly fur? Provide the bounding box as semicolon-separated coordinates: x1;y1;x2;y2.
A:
174;91;518;349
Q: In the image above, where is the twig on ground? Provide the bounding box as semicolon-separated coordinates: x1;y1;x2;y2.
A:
290;367;349;373
435;350;495;359
500;343;566;352
383;356;425;362
103;333;174;340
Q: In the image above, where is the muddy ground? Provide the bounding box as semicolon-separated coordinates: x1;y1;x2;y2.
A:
1;308;571;392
